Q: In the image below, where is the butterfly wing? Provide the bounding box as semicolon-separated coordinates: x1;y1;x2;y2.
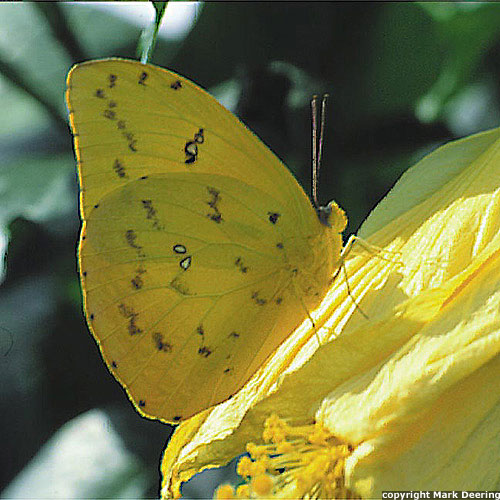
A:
67;59;315;229
67;59;344;422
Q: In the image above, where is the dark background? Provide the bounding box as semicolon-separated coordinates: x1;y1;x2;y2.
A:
1;2;500;499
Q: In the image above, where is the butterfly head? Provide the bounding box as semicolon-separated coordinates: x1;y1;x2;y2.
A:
316;200;347;233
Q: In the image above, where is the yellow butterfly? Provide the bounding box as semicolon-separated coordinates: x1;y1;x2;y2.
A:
66;59;347;423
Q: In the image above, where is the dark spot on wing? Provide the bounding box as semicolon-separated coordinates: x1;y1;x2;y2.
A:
113;159;127;178
98;86;138;151
268;212;280;224
108;74;117;88
198;346;212;357
208;213;222;223
125;229;145;257
206;187;223;223
184;141;197;164
173;244;187;254
179;256;192;270
138;71;148;85
95;89;105;98
184;128;204;164
131;266;146;290
170;80;182;90
194;128;204;144
124;131;137;152
172;415;181;422
138;400;146;407
152;332;173;352
118;303;143;335
141;199;163;230
251;291;267;305
125;229;139;248
235;257;249;273
111;361;117;368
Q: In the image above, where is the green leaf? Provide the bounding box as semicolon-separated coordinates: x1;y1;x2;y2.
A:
416;3;500;122
0;154;74;280
139;1;168;63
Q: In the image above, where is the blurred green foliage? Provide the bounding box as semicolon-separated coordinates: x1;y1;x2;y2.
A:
1;2;500;499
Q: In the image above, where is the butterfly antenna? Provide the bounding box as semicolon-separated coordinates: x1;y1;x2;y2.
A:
311;95;319;208
311;93;329;209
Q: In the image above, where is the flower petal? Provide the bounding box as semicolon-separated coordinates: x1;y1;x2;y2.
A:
161;127;500;498
323;243;500;495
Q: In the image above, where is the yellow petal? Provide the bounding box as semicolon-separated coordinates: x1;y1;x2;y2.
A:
323;244;500;495
161;127;500;498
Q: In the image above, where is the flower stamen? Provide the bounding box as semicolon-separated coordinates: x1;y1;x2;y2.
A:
215;414;360;499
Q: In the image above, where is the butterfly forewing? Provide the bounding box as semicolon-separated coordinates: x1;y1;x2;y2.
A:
67;59;316;231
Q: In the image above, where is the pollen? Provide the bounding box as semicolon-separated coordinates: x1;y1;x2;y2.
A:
214;484;235;499
215;414;360;499
251;474;274;496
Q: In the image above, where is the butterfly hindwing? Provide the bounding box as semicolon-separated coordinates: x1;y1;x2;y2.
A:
82;173;320;420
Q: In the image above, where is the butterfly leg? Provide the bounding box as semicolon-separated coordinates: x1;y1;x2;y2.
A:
348;236;403;265
333;234;369;319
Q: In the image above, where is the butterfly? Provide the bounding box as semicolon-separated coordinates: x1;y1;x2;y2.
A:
66;58;347;423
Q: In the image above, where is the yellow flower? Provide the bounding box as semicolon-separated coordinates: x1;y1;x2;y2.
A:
160;127;500;498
